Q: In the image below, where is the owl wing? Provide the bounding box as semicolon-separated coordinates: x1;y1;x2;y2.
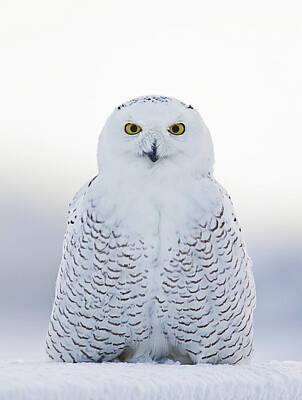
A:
163;179;256;364
46;176;97;362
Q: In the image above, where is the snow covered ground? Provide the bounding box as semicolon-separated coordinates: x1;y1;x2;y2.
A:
1;360;302;400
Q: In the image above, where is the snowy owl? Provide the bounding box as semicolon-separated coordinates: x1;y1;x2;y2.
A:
46;95;256;365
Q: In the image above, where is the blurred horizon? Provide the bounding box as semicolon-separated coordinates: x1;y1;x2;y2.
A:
1;0;301;362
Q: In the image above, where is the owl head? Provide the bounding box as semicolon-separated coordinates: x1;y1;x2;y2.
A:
97;96;214;178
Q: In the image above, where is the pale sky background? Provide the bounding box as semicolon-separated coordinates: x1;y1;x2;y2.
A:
0;0;301;361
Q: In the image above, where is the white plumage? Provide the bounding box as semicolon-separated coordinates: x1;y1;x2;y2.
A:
46;95;256;364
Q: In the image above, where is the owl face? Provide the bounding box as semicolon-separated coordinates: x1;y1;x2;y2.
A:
98;96;214;177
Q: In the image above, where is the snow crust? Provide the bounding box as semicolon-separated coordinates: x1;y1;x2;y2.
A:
0;360;302;400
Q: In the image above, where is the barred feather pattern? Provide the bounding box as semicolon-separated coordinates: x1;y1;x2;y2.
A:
46;178;256;364
162;204;256;364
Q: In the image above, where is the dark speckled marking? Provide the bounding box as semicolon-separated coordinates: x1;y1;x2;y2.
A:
88;175;98;188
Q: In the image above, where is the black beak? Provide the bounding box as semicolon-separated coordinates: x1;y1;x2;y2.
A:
145;140;159;162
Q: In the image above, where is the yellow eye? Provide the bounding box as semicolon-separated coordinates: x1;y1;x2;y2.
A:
124;123;142;135
168;123;185;135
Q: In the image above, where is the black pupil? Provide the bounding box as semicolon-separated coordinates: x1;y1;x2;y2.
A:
172;125;180;133
130;124;137;133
